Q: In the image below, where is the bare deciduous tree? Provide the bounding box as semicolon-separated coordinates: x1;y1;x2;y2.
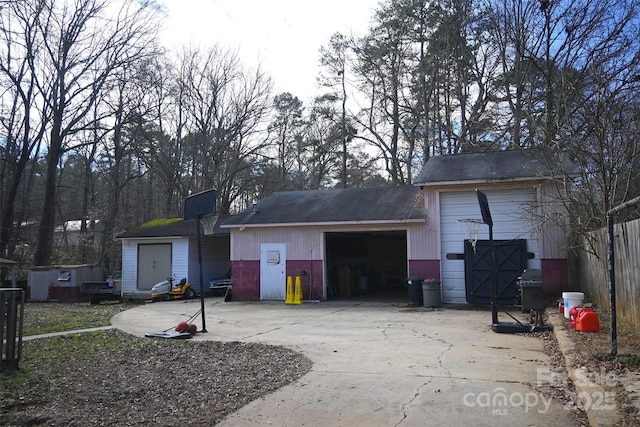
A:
268;92;305;189
156;46;273;215
21;0;161;265
0;0;47;260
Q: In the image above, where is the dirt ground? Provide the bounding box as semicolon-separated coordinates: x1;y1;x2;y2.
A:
549;308;640;426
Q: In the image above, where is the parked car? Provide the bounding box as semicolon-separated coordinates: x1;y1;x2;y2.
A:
210;268;232;296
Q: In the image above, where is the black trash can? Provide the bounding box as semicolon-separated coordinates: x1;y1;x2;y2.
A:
407;276;424;306
422;281;441;308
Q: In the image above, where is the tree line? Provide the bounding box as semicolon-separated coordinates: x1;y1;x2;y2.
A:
1;0;639;272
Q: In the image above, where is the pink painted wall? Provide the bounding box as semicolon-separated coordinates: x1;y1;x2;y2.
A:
231;260;260;301
47;287;80;302
408;260;440;282
231;257;567;301
541;259;568;297
231;259;324;301
287;260;324;301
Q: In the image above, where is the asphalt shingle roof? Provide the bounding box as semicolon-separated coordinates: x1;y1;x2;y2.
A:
414;149;573;184
222;185;425;227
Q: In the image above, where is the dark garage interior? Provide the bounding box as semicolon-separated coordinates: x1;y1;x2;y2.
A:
325;230;407;301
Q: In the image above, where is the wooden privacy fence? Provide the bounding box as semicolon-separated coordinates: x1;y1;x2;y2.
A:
577;218;640;334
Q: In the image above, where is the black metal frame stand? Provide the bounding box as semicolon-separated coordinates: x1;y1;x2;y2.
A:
476;190;552;334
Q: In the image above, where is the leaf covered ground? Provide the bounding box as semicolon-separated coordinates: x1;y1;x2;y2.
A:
1;302;311;426
1;330;311;426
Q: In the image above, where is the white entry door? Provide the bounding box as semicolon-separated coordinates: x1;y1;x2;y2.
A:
260;243;286;300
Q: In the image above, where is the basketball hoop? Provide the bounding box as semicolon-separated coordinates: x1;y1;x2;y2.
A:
457;219;484;253
200;216;217;236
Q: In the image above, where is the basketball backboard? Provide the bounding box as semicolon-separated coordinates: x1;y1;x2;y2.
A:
476;189;493;226
184;189;217;221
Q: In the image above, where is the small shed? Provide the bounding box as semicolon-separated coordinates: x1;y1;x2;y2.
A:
117;216;231;299
27;265;104;301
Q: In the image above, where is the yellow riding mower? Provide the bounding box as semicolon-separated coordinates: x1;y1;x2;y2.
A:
151;277;197;301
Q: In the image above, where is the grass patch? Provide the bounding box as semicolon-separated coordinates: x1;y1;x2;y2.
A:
616;354;640;366
22;301;132;336
140;217;182;228
2;302;133;401
596;352;640;367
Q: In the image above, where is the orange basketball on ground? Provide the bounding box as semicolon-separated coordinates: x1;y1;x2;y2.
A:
175;321;188;332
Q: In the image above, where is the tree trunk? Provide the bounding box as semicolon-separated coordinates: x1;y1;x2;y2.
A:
33;116;63;266
0;156;28;258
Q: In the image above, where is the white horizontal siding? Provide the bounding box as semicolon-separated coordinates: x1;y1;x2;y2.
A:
121;240;138;295
121;237;189;295
440;189;540;304
171;239;189;282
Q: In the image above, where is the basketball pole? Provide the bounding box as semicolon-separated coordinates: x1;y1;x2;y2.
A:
475;189;498;325
196;213;207;333
183;188;217;335
489;220;498;325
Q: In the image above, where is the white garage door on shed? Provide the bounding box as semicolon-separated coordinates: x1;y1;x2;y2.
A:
440;189;540;304
137;243;172;290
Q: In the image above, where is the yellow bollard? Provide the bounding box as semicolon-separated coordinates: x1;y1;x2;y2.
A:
293;276;304;305
285;276;294;304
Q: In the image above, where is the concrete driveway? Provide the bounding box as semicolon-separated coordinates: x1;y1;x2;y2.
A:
112;299;579;426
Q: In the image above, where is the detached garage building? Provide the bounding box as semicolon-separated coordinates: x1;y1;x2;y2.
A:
416;149;571;303
223;186;431;301
224;149;571;303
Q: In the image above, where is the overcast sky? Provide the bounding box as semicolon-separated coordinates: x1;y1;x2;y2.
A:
160;0;379;102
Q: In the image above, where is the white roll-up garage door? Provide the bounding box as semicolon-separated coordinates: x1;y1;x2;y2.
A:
439;189;540;304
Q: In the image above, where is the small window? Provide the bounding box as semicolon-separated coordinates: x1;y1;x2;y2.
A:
58;270;71;282
267;250;280;265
